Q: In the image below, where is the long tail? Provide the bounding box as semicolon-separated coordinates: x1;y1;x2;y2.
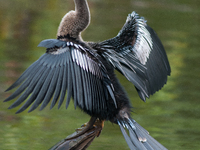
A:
118;118;167;150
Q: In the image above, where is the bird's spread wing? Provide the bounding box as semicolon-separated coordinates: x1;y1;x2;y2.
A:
93;11;171;101
4;38;116;113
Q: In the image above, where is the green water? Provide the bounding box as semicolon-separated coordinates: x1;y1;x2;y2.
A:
0;0;200;149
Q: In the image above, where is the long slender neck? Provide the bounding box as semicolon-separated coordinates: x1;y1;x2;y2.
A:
75;0;89;15
57;0;90;40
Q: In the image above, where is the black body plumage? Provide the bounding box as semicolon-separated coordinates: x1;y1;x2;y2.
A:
5;11;170;150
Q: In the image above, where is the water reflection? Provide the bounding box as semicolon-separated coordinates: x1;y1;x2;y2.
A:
0;0;200;150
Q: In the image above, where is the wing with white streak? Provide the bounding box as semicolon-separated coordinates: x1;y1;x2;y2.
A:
93;11;171;101
4;39;116;113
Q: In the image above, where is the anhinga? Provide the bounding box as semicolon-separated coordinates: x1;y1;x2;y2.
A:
4;0;171;149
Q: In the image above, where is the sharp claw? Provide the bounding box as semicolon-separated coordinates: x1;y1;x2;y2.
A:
65;117;97;140
81;123;88;127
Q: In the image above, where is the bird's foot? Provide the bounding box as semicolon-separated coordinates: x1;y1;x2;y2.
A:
92;118;104;137
76;118;104;137
81;123;88;127
75;123;88;132
66;117;97;139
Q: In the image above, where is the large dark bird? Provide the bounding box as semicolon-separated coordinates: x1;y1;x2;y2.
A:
4;0;170;149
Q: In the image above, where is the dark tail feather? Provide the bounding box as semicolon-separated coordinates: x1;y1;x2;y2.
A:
118;118;167;150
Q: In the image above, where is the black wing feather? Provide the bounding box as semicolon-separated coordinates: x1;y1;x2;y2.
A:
66;63;72;109
8;66;48;110
50;65;63;109
17;66;52;113
5;39;115;113
4;62;42;102
40;68;59;111
25;68;51;113
95;11;170;101
5;62;37;92
69;56;78;108
80;67;89;110
57;59;68;109
29;68;59;112
26;68;51;112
